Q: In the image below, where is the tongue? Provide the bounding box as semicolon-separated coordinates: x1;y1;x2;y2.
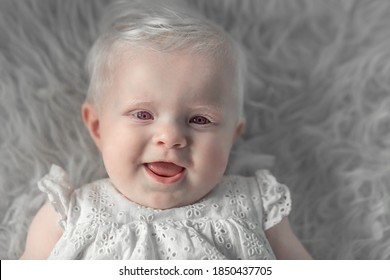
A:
147;162;184;177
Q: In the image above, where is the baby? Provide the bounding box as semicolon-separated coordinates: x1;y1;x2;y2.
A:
21;0;311;260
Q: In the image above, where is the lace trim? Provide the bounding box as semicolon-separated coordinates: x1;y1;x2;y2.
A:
38;165;74;228
255;170;291;230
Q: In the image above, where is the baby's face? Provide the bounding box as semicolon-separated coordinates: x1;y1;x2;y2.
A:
83;46;244;209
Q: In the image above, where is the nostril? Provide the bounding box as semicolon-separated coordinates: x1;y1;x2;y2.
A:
155;137;187;149
153;124;188;149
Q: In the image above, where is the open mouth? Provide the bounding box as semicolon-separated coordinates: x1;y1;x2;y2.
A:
144;162;185;184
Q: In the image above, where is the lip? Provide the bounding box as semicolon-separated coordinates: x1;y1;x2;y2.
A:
144;163;186;185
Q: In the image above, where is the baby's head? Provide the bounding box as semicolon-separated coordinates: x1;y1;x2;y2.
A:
82;0;246;209
86;0;246;116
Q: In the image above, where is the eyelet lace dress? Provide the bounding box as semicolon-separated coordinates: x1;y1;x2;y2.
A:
38;165;291;260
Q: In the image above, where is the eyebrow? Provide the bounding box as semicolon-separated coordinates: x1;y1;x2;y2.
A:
123;98;224;114
124;99;154;107
189;104;223;114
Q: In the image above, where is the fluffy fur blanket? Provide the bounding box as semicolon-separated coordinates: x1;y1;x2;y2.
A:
1;0;390;260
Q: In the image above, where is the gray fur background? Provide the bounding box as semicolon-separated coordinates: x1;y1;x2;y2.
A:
1;0;390;259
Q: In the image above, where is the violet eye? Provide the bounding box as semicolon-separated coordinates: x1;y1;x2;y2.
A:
190;116;211;125
134;111;153;120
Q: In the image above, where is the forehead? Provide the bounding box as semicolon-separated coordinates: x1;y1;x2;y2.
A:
105;44;236;102
110;43;233;76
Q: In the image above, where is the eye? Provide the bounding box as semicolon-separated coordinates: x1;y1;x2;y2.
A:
133;111;154;120
189;116;211;125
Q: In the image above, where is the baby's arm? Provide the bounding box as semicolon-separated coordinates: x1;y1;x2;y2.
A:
20;203;63;259
265;217;312;259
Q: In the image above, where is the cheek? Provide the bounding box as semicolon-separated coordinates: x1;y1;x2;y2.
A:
100;136;127;179
198;136;232;176
99;123;144;174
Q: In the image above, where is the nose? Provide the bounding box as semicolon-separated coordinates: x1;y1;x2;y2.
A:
152;121;188;149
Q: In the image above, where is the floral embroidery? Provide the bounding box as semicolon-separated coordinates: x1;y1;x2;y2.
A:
193;217;209;231
160;248;177;260
185;203;205;218
152;224;170;243
70;227;94;251
243;232;265;257
202;247;224;260
97;233;116;255
87;207;111;226
88;187;114;207
224;188;247;206
139;214;154;223
214;222;231;248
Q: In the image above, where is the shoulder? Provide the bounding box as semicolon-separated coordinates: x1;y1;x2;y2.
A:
265;217;312;259
223;170;292;229
222;169;283;187
20;202;64;259
221;169;290;200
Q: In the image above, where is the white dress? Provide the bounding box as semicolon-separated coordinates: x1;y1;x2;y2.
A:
39;165;291;260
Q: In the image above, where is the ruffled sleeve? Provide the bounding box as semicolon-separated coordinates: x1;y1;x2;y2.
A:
38;165;75;229
255;170;291;230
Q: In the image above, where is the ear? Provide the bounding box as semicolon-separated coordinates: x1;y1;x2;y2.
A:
234;118;246;142
81;102;102;151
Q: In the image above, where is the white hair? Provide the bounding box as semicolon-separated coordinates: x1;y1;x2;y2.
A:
85;0;246;117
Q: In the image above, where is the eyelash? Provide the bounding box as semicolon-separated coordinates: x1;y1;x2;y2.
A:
131;111;214;126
